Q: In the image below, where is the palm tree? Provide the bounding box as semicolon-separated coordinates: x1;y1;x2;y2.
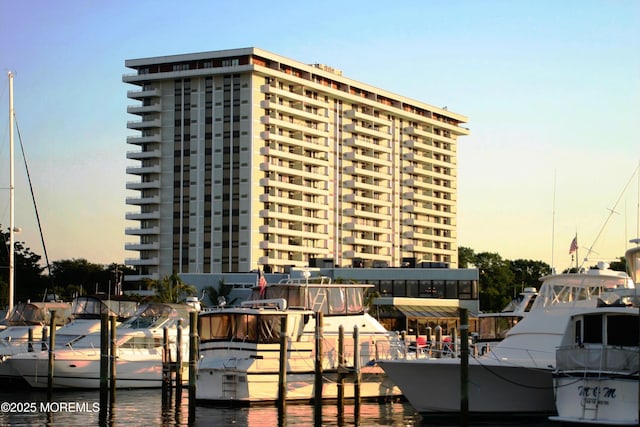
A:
204;279;239;307
145;273;197;303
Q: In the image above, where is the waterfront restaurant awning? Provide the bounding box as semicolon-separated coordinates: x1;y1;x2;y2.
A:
395;305;460;318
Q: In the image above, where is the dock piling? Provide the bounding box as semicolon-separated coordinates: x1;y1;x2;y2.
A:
47;310;57;398
460;308;469;427
188;311;198;425
109;314;117;400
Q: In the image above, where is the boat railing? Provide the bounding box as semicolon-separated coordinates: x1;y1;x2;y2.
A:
240;298;288;310
556;344;639;374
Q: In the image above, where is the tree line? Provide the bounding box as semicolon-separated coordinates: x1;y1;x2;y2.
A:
458;246;627;312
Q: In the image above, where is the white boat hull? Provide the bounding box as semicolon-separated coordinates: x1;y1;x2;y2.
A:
197;357;400;403
377;357;555;414
551;375;639;425
9;348;187;389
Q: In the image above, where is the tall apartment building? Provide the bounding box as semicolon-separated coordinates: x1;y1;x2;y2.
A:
123;47;470;282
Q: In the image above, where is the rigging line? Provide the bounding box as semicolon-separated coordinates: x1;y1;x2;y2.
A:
12;113;53;283
579;163;640;270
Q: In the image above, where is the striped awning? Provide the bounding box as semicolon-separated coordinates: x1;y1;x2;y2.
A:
394;305;460;318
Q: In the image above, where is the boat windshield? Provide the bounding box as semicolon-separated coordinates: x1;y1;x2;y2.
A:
119;304;189;330
71;297;138;320
532;273;632;310
199;312;284;344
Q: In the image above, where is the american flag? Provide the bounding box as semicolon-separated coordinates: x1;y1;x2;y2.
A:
569;236;578;254
258;269;267;296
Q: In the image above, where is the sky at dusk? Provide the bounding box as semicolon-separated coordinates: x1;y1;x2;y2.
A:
0;0;638;273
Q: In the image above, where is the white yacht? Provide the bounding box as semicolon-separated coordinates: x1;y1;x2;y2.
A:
0;296;135;382
9;300;197;389
377;258;636;415
196;276;403;404
550;246;639;425
474;286;537;355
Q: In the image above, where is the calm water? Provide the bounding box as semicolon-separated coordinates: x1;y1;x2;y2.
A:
0;388;559;426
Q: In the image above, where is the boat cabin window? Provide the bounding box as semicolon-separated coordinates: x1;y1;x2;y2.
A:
120;336;164;349
199;313;283;344
578;314;639;347
583;314;603;344
607;315;639;347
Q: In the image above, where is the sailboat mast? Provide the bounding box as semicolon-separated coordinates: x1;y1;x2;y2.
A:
8;71;15;315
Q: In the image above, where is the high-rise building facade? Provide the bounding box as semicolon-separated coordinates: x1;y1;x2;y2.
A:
123;47;469;282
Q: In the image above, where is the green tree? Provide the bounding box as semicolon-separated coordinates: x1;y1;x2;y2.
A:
0;227;48;305
457;246;475;268
509;259;552;296
473;252;515;312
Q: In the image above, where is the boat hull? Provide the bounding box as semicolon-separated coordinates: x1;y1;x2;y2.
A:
550;375;639;425
197;361;400;404
377;357;555;414
9;349;187;389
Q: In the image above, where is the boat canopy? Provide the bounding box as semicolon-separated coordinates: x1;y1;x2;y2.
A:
199;311;285;344
1;302;71;326
248;278;371;315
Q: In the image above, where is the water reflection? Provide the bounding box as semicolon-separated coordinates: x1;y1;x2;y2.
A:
0;388;557;426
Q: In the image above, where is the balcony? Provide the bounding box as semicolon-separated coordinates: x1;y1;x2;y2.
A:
127;134;162;145
126;180;161;190
125;226;160;235
260;84;327;108
127;104;161;115
260;146;328;167
124;257;159;266
260;100;328;123
127;88;160;99
260;116;328;138
127;118;161;130
126;164;161;175
125;195;160;205
342;137;392;154
344;109;392;127
344;123;390;140
125;211;160;220
124;241;160;251
126;149;161;160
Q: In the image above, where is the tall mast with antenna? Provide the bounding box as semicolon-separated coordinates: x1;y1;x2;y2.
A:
8;71;15;315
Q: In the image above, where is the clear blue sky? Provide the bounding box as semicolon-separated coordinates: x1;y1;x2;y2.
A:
1;0;638;272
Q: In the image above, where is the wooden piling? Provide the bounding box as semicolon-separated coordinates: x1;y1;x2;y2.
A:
337;325;345;415
99;312;109;409
47;310;57;398
176;319;183;393
313;311;323;425
188;311;197;425
460;308;469;427
109;315;117;400
162;326;170;402
353;325;361;417
434;325;442;358
28;327;33;352
277;315;288;414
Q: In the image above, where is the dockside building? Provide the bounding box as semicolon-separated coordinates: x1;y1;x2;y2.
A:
123;47;470;282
